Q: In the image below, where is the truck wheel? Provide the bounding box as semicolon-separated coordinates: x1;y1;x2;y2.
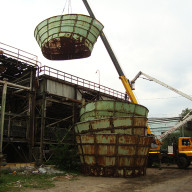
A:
186;160;191;168
147;159;153;168
177;157;187;169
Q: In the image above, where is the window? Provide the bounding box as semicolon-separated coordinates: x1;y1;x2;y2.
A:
182;139;190;146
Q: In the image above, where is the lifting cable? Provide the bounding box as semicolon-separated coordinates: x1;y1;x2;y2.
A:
62;0;72;14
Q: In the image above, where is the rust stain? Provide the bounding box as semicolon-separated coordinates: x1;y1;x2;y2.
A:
82;145;95;155
118;145;136;155
97;156;116;166
134;128;146;135
135;158;145;166
134;117;147;126
137;147;149;156
81;135;95;143
84;155;96;165
42;36;91;60
96;134;116;144
76;130;152;177
118;157;134;167
97;145;115;155
118;135;138;144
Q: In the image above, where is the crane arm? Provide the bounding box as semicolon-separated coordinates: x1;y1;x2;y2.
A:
82;0;155;136
160;113;192;141
131;71;192;102
131;71;192;139
82;0;138;103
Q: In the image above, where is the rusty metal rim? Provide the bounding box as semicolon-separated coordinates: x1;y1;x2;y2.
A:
34;14;104;43
35;14;103;32
76;133;152;136
75;116;147;135
81;164;147;169
80;111;148;121
78;154;150;158
78;115;148;123
77;143;150;147
76;133;152;138
81;165;146;177
77;127;147;135
81;100;149;113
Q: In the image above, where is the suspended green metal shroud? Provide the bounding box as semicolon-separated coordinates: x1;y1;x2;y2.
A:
34;14;104;60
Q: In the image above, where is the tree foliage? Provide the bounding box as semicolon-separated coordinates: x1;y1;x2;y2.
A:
46;143;81;172
180;108;192;118
161;108;191;149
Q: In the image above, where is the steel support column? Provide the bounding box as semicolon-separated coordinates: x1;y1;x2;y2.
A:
0;80;7;173
40;79;46;163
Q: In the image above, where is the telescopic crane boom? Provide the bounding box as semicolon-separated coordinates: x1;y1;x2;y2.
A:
82;0;138;104
131;71;192;140
131;71;192;102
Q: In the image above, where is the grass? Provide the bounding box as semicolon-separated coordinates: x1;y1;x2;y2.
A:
0;169;73;192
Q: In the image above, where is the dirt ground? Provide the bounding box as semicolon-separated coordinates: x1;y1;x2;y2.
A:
27;164;192;192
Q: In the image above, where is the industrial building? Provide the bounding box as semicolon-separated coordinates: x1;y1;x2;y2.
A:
0;42;126;164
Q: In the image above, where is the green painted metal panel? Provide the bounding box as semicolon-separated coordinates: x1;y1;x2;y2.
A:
76;100;150;177
34;14;103;60
118;146;136;155
76;134;153;177
80;100;149;122
75;116;148;136
98;156;116;166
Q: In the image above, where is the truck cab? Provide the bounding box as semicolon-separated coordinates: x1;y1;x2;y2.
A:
178;137;192;157
174;137;192;168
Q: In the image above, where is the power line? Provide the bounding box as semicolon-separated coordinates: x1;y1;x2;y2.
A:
148;117;181;124
141;95;190;101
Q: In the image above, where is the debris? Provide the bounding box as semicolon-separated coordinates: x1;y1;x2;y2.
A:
9;170;17;175
32;170;39;174
52;173;74;181
38;167;47;174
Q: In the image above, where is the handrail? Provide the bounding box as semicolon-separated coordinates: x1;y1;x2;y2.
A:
40;66;125;100
0;42;41;67
0;42;124;99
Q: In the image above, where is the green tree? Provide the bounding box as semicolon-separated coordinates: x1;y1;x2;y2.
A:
180;108;192;118
161;131;181;150
161;108;191;149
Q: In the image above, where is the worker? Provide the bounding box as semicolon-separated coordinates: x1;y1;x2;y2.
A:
125;92;128;101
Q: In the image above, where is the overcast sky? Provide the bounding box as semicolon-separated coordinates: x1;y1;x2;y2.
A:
1;0;192;118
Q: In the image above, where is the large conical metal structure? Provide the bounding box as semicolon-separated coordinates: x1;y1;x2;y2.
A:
34;14;103;60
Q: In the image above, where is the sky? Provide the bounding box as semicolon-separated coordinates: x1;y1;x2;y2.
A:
1;0;192;118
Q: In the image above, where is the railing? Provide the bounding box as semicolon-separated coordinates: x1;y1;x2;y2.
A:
0;42;41;67
0;42;124;99
40;66;125;100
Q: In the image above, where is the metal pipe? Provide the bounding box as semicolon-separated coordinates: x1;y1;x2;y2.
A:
46;115;73;128
0;81;7;155
0;80;30;91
